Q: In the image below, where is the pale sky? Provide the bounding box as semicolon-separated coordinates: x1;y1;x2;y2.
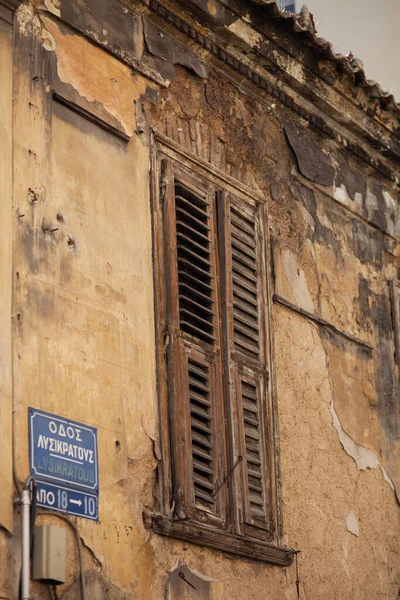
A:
293;0;400;100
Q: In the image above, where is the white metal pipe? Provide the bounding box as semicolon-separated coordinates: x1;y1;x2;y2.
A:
21;488;31;600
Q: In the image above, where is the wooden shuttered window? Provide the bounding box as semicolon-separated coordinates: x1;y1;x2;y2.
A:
162;162;227;526
220;195;273;539
158;157;274;540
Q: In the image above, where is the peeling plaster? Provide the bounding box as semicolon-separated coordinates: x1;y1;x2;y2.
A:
354;191;363;207
382;189;398;236
329;400;396;495
44;0;61;18
365;190;379;222
43;17;144;136
285;121;334;186
166;564;224;600
16;4;39;36
382;190;396;214
333;183;349;205
272;48;305;82
345;512;359;537
281;248;315;314
227;19;264;48
17;4;56;50
143;21;208;80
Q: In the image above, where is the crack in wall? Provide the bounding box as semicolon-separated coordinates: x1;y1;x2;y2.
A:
80;534;104;572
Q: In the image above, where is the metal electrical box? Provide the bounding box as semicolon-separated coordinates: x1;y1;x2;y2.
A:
33;525;66;584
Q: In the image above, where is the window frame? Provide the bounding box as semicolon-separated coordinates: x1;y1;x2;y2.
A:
148;132;292;566
390;279;400;370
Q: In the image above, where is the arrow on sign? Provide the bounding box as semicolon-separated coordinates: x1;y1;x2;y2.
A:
70;499;82;507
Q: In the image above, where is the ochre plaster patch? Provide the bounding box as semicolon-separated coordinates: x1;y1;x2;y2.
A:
43;17;149;136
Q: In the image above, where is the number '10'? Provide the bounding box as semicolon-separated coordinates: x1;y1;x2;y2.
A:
84;496;96;516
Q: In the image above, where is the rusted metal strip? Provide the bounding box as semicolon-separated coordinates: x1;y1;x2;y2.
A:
273;294;373;352
212;456;243;498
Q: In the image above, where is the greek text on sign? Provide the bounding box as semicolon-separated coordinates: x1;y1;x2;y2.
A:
29;408;98;492
36;481;98;521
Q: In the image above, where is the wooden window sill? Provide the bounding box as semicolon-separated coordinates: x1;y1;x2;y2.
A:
144;513;294;566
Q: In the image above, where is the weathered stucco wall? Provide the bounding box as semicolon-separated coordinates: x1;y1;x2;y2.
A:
0;7;16;599
1;0;399;598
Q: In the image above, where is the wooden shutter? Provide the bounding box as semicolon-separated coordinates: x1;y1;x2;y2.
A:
188;355;215;509
230;205;261;359
175;180;215;344
220;194;273;538
162;162;226;526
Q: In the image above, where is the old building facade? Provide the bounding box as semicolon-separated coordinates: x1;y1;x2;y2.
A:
0;0;399;598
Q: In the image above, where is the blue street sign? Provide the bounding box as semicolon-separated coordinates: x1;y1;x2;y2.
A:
36;481;98;521
29;408;99;521
29;408;98;492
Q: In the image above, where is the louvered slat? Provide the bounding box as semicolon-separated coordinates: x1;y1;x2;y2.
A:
241;381;266;524
188;359;215;510
175;182;215;345
230;207;260;359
